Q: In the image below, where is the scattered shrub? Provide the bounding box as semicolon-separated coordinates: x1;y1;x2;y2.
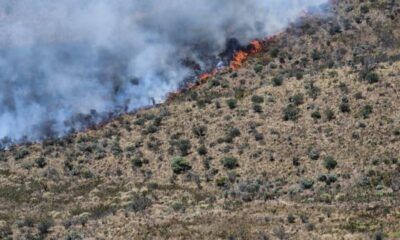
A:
253;104;263;113
289;93;304;106
197;145;207;156
35;157;47;168
14;148;30;160
270;48;280;58
220;156;239;169
324;156;337;170
324;108;335;121
254;64;263;73
171;156;192;174
287;214;296;224
192;125;207;138
177;139;191;156
127;194;152;212
308;148;320;160
38;218;53;235
226;99;238;109
300;179;314;189
311;111;322;119
283;104;301;121
272;76;284;86
251;95;264;104
360;104;373;119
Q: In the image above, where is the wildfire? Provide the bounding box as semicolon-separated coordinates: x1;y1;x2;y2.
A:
167;39;266;102
230;40;263;69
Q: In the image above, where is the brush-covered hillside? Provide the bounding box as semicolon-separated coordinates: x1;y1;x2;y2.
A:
1;0;400;239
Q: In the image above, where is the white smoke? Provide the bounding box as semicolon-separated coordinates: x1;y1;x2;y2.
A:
0;0;328;143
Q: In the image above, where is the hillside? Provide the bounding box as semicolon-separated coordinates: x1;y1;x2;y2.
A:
1;0;400;239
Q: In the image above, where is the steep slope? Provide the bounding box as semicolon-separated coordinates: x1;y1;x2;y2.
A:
0;0;400;239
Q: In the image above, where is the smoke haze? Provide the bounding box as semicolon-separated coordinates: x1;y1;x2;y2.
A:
0;0;327;143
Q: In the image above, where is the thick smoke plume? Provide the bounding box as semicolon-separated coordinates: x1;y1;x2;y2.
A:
0;0;327;143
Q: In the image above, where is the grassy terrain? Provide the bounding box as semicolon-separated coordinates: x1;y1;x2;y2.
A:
0;0;400;239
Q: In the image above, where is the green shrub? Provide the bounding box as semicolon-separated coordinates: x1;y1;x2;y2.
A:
253;104;263;113
300;179;314;189
14;148;29;160
38;218;53;235
324;156;337;170
270;48;280;58
340;100;351;113
171;202;184;212
177;139;191;156
311;111;322;119
289;93;304;106
197;145;207;156
283;104;301;121
272;76;284;86
216;176;229;187
127;193;152;212
305;81;320;99
226;99;237;109
35;157;47;168
131;157;145;168
251;95;264;104
254;64;263;73
324;108;335;121
308;148;320;160
361;71;379;84
192;125;207;138
220;156;239;169
171;156;192;174
287;214;296;224
360;4;369;14
360;104;373;119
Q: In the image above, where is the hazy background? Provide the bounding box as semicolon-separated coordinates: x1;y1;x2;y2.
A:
0;0;327;143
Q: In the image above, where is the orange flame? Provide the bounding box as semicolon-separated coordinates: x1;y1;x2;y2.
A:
230;40;263;69
230;51;248;69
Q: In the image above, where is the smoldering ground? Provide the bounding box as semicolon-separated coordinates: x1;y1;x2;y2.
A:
0;0;327;144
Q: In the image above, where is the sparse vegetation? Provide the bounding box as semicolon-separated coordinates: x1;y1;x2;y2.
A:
171;156;192;174
2;1;400;238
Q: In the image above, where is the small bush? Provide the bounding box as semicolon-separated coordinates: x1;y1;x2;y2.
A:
270;48;280;58
289;93;304;106
308;148;320;160
131;157;146;168
192;125;207;138
287;214;296;224
253;104;263;113
311;111;321;119
272;76;284;86
220;156;239;169
197;145;207;156
251;95;264;104
127;194;152;212
177;139;191;156
14;148;30;160
38;218;53;235
171;156;192;174
324;108;335;121
360;104;373;119
35;157;47;168
300;179;314;189
361;71;379;84
340;102;351;113
254;64;263;73
283;104;301;121
360;4;369;14
305;81;320;99
324;156;337;170
226;99;237;109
